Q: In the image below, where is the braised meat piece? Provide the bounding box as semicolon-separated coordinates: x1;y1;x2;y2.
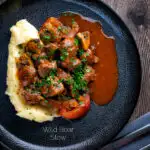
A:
57;68;71;81
67;20;79;38
60;37;78;57
18;65;36;87
25;39;43;54
41;77;65;97
38;60;57;78
61;57;81;71
16;53;33;69
83;66;96;83
21;89;44;104
39;17;63;44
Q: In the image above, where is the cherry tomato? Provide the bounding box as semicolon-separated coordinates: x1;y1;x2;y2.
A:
60;94;90;119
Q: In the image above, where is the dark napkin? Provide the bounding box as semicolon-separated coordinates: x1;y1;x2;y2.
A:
102;112;150;150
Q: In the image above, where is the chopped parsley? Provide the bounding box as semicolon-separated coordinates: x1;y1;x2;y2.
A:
78;49;84;57
81;58;87;63
37;55;48;62
70;58;76;63
86;52;90;56
48;50;56;57
79;101;84;105
58;79;64;83
44;100;49;103
62;12;67;16
74;37;79;46
60;48;68;61
71;64;88;98
58;26;62;31
49;68;57;79
35;76;51;88
32;57;37;61
85;68;91;73
40;34;51;43
62;12;73;17
37;43;42;49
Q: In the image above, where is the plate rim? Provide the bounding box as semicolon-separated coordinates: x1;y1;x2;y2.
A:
0;0;141;149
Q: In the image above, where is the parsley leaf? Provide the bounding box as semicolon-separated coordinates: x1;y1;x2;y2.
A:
74;37;79;46
78;49;84;57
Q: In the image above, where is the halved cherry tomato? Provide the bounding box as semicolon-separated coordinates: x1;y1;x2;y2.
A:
62;99;79;110
60;94;90;119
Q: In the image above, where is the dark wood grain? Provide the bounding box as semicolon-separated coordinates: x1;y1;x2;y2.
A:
102;0;150;121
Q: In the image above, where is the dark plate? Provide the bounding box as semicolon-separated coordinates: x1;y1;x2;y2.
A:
0;0;141;149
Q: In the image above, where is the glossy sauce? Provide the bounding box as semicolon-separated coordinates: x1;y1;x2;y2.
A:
59;13;118;105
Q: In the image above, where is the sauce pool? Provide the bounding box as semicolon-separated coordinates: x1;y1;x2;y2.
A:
59;13;118;105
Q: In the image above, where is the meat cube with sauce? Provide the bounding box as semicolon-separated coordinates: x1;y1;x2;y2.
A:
61;57;81;71
57;68;71;81
38;60;57;78
41;77;65;97
80;49;99;65
18;65;36;87
16;53;33;69
25;39;43;54
39;17;63;44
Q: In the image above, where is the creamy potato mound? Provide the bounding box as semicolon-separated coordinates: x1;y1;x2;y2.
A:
6;19;58;123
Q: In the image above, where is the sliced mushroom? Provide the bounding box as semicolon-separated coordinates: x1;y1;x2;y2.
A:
77;31;90;50
21;89;44;104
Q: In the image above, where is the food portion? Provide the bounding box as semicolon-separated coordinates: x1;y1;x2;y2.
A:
6;12;118;122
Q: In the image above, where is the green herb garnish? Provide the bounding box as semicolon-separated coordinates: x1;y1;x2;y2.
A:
35;76;51;88
74;37;79;46
62;12;67;16
37;43;42;49
32;57;37;61
62;12;73;16
82;58;87;63
66;78;74;85
58;79;64;83
72;18;75;24
37;56;48;62
86;52;90;56
43;35;51;40
48;50;56;57
79;101;84;105
58;26;62;31
60;48;68;61
18;44;24;49
44;100;49;103
71;64;88;98
78;49;84;57
49;68;57;79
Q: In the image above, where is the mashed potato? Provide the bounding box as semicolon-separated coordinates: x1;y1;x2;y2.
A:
6;19;58;123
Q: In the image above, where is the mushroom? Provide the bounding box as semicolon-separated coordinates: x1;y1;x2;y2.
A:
77;31;90;50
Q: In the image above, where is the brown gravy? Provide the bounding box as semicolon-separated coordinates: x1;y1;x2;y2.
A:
59;13;118;105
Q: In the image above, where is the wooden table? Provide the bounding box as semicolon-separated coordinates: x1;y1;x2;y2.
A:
101;0;150;121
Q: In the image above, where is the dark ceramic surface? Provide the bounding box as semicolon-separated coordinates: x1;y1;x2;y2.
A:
0;0;141;149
